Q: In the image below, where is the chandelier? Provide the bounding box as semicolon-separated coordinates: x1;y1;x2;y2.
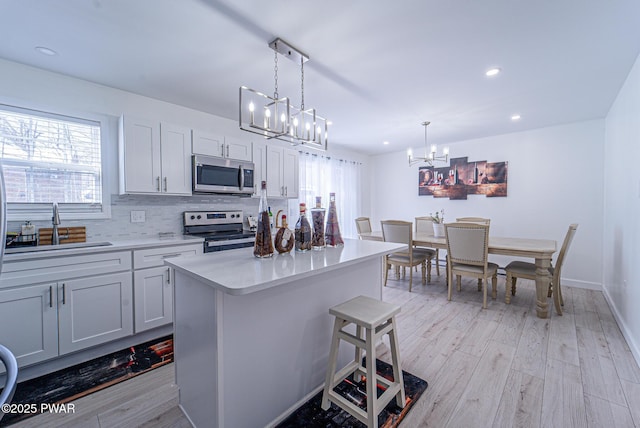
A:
239;38;328;151
407;121;449;166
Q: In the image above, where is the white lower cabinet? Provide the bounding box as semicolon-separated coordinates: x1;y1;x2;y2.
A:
0;251;134;370
0;242;201;371
0;283;58;369
133;266;172;333
58;272;133;355
132;243;202;333
0;271;133;369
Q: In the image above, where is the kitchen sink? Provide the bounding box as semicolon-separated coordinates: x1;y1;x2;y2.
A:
5;241;113;254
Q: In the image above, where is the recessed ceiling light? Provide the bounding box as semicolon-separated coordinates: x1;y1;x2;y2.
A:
327;121;333;126
383;141;389;145
35;46;57;56
511;114;521;121
485;67;501;77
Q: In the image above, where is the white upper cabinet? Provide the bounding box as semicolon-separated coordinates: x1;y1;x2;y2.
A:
225;136;252;161
192;130;225;158
192;130;252;162
266;145;298;199
160;123;192;195
119;116;191;195
120;116;161;194
283;147;299;199
252;141;267;197
266;145;284;198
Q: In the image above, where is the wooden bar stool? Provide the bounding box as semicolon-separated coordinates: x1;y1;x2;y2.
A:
321;295;405;428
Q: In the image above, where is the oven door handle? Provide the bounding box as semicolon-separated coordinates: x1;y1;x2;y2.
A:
206;237;255;247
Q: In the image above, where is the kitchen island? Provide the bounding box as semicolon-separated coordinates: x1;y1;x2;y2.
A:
165;238;405;428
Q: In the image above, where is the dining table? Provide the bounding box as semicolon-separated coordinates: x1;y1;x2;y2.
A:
359;231;558;319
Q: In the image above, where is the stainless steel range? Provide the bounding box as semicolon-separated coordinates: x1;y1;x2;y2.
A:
183;210;255;253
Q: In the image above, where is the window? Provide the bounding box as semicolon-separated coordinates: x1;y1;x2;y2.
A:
298;152;362;238
0;104;109;219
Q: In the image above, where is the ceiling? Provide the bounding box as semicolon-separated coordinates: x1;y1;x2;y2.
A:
1;0;639;155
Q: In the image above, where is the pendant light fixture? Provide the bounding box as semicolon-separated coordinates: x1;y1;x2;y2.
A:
407;121;449;166
239;38;328;151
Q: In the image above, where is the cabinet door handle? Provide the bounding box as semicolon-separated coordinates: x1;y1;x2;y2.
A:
226;144;229;158
221;145;225;157
156;176;161;192
62;283;66;305
285;186;288;197
49;285;53;308
166;268;171;284
164;177;168;192
161;253;182;259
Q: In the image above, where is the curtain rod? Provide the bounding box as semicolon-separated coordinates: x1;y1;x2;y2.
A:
298;150;362;165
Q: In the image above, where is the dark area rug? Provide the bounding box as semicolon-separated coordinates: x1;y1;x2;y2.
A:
1;335;173;426
277;358;428;428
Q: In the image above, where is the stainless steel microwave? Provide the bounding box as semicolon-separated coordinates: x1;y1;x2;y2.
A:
192;154;255;196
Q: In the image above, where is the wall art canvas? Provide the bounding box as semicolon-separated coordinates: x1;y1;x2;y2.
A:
419;157;508;200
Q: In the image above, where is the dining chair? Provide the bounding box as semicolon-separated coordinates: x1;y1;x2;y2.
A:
504;224;578;315
456;217;491;225
0;344;18;423
415;216;440;276
455;218;491;290
354;217;372;238
445;222;499;309
381;220;431;292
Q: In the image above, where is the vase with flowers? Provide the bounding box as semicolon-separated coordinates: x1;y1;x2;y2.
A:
430;209;445;238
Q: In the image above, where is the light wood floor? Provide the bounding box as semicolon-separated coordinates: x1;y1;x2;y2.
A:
10;272;640;427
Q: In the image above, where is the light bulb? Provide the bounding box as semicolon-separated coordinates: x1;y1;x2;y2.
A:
443;147;449;156
248;102;255;125
280;113;287;132
431;144;437;154
264;108;271;129
293;117;299;137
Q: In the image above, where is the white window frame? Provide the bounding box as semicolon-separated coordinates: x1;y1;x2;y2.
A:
1;103;112;221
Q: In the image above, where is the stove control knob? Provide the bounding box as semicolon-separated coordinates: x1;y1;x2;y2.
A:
190;215;195;220
230;214;235;218
197;215;202;220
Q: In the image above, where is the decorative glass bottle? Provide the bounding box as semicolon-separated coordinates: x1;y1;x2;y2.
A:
253;181;274;258
324;192;344;247
274;215;294;254
311;196;326;250
294;203;312;252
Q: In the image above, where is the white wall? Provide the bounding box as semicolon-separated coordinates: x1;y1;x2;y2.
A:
370;120;605;289
0;59;367;239
603;53;640;362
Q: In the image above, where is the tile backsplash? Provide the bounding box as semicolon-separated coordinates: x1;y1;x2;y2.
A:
8;194;290;241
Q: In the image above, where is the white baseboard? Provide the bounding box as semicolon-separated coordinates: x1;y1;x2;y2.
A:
602;287;640;369
562;278;602;291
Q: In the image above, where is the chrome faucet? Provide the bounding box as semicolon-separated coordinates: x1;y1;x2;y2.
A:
52;202;61;245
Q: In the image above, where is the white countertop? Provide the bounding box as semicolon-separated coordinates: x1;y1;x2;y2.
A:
3;235;204;262
165;238;406;296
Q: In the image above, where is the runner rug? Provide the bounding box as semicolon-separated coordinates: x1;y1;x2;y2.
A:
1;335;173;426
276;358;428;428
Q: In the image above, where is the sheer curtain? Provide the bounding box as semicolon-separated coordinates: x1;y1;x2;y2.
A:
298;151;362;238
